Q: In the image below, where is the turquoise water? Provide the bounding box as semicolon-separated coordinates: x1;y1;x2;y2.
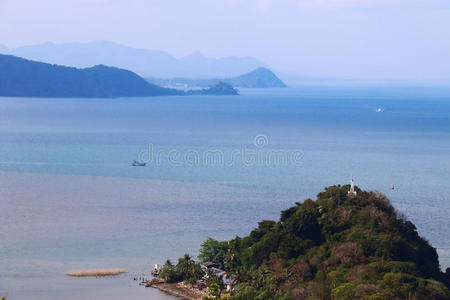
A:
1;86;450;299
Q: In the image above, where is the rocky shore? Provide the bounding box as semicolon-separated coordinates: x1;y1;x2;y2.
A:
145;278;204;300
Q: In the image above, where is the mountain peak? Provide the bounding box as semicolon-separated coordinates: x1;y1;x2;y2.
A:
251;67;273;73
232;67;287;87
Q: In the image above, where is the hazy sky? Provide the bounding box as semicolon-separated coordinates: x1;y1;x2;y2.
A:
1;0;450;81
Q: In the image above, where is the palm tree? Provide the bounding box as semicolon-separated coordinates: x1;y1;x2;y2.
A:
178;253;194;277
164;259;173;267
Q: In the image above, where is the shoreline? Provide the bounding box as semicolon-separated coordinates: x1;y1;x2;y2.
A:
146;279;203;300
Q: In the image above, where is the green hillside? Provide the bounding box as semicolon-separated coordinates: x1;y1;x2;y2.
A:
197;185;450;299
0;54;180;97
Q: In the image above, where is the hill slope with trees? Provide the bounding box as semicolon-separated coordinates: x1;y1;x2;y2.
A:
0;54;180;97
161;185;450;299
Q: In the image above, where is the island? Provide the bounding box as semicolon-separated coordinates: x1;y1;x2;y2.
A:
147;67;287;89
0;54;239;98
148;185;450;299
186;82;238;96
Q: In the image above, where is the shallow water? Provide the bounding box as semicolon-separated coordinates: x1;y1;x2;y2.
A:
0;172;291;299
1;86;450;298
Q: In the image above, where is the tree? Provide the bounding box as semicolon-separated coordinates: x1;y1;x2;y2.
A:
204;270;225;296
177;253;194;278
160;253;204;284
202;283;230;300
188;262;204;280
164;259;173;267
185;276;197;287
159;265;182;283
199;238;229;264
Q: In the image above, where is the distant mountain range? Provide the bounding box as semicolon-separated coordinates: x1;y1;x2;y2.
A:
148;67;286;88
0;54;240;98
0;41;266;78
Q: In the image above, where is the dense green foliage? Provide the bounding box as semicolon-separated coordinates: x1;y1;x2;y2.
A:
200;185;450;299
159;254;203;284
199;238;230;263
202;283;230;300
159;253;230;297
0;54;180;97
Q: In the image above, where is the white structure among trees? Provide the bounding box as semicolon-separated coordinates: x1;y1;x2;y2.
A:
348;178;357;197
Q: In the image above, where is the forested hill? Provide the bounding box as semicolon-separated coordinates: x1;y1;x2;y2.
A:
227;67;286;88
0;54;180;97
196;185;450;299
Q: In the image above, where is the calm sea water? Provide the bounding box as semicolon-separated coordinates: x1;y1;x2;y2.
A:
1;86;450;299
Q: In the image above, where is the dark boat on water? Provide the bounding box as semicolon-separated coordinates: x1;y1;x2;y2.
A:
132;160;146;167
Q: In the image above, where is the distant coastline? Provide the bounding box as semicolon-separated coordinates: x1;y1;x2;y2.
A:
147;67;286;89
0;54;238;98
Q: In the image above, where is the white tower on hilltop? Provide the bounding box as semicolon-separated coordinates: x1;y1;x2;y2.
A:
348;177;357;197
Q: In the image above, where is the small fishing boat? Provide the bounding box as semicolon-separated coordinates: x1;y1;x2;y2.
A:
132;160;146;167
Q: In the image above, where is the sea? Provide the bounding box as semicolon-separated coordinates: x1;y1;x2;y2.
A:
1;86;449;299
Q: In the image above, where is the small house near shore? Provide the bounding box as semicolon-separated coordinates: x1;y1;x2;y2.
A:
201;262;235;292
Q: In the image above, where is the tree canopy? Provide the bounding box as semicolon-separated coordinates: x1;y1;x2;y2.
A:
198;185;450;299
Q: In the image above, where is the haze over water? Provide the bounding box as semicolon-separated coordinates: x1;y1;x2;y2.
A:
1;86;450;299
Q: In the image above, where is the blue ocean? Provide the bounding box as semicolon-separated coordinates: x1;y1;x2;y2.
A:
1;86;449;299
